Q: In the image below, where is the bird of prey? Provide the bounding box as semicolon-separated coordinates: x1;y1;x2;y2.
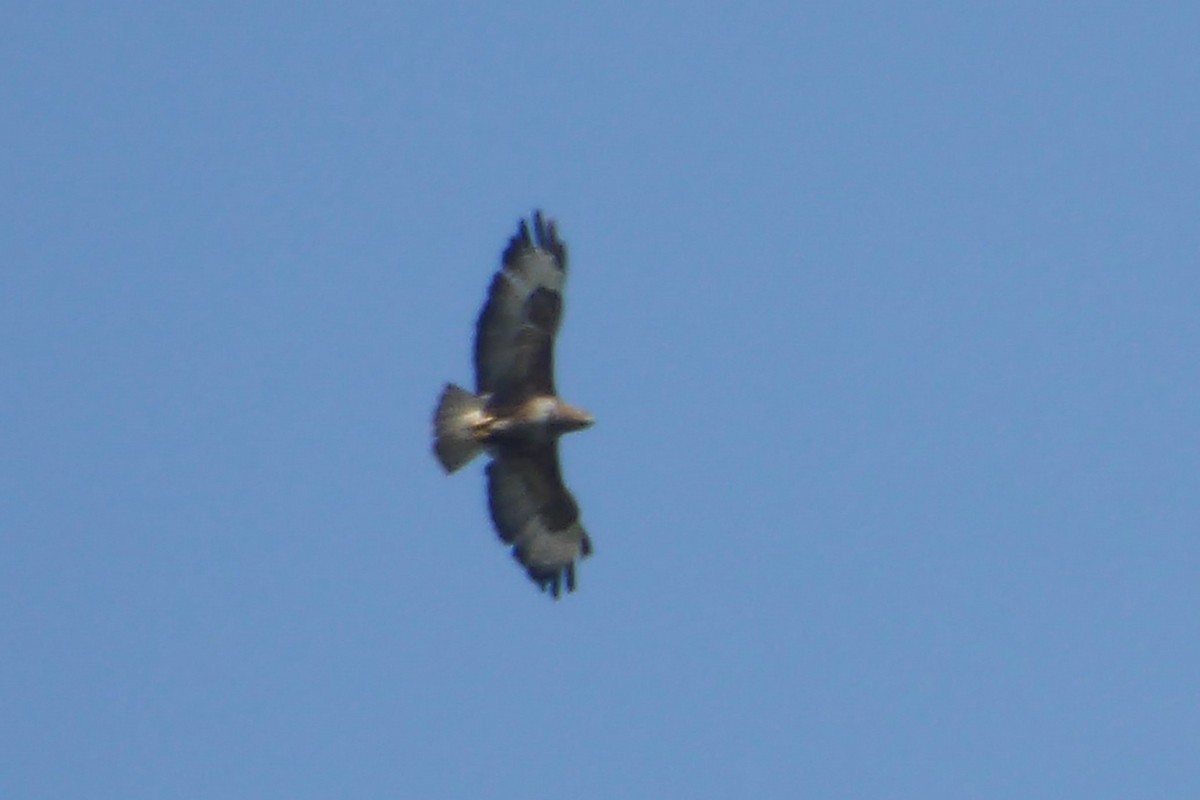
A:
432;211;594;597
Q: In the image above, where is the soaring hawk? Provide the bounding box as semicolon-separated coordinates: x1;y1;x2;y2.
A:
432;211;594;597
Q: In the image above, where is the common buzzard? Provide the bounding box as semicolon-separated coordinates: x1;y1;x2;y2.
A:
432;211;594;597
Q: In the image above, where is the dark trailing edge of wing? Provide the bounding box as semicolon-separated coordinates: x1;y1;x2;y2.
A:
473;272;511;394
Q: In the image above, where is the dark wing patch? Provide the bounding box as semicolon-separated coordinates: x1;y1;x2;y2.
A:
474;211;567;401
486;445;591;598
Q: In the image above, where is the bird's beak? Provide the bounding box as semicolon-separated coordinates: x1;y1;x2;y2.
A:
565;404;594;431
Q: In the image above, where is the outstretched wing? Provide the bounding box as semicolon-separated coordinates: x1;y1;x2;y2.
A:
486;444;592;597
474;211;567;403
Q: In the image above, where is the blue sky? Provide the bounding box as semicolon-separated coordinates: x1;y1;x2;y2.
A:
4;2;1198;797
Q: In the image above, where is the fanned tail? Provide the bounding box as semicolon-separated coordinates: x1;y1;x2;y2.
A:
432;384;487;473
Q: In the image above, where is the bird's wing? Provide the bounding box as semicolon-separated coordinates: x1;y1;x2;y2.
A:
474;211;566;403
486;443;591;597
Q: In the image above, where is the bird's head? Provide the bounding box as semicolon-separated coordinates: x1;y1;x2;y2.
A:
554;401;595;434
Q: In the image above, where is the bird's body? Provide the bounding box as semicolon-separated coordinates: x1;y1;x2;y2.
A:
432;211;594;597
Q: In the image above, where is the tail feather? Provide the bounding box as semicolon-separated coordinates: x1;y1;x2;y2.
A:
433;383;487;473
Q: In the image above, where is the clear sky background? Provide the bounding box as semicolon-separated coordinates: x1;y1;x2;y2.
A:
4;3;1198;797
